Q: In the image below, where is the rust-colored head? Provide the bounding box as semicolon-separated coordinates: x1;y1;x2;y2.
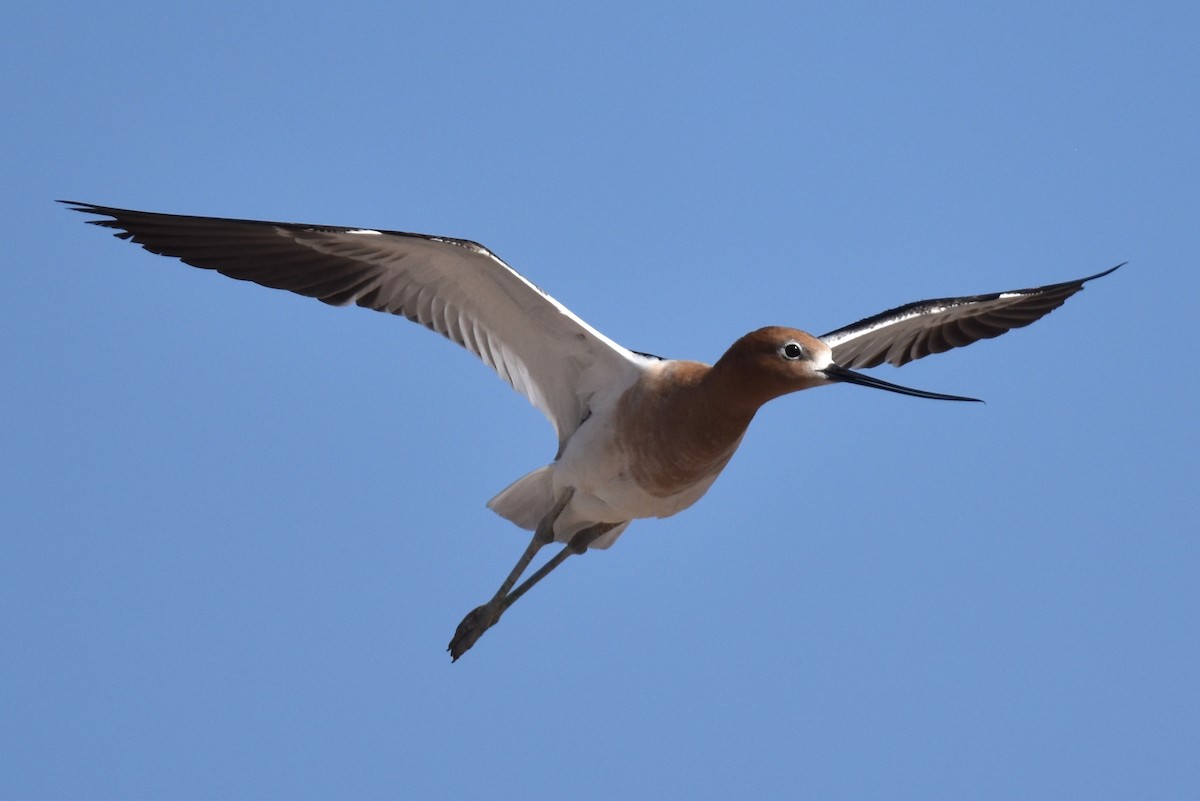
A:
710;325;981;409
709;327;835;406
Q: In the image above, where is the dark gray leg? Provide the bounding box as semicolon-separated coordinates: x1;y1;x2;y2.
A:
448;489;572;661
448;502;620;661
496;523;618;612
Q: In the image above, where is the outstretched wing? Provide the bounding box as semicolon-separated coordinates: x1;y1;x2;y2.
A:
64;201;642;447
820;265;1121;369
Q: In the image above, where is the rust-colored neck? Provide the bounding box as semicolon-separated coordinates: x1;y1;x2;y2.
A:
615;360;761;498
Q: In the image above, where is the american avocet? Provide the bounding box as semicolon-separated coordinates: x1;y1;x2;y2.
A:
64;201;1120;660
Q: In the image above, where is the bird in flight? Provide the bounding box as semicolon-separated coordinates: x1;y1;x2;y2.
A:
63;201;1120;660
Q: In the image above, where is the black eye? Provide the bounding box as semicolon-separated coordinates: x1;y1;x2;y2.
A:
782;342;804;360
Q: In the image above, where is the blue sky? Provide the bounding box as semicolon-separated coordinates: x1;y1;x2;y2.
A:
4;2;1198;799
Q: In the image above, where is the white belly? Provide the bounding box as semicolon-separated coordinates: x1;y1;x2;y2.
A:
549;408;738;532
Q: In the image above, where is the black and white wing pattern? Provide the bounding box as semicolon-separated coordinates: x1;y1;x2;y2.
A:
820;265;1121;369
63;201;643;447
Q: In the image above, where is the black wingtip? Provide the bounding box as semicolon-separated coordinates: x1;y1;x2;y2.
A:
59;200;115;221
60;201;141;240
1084;262;1125;283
